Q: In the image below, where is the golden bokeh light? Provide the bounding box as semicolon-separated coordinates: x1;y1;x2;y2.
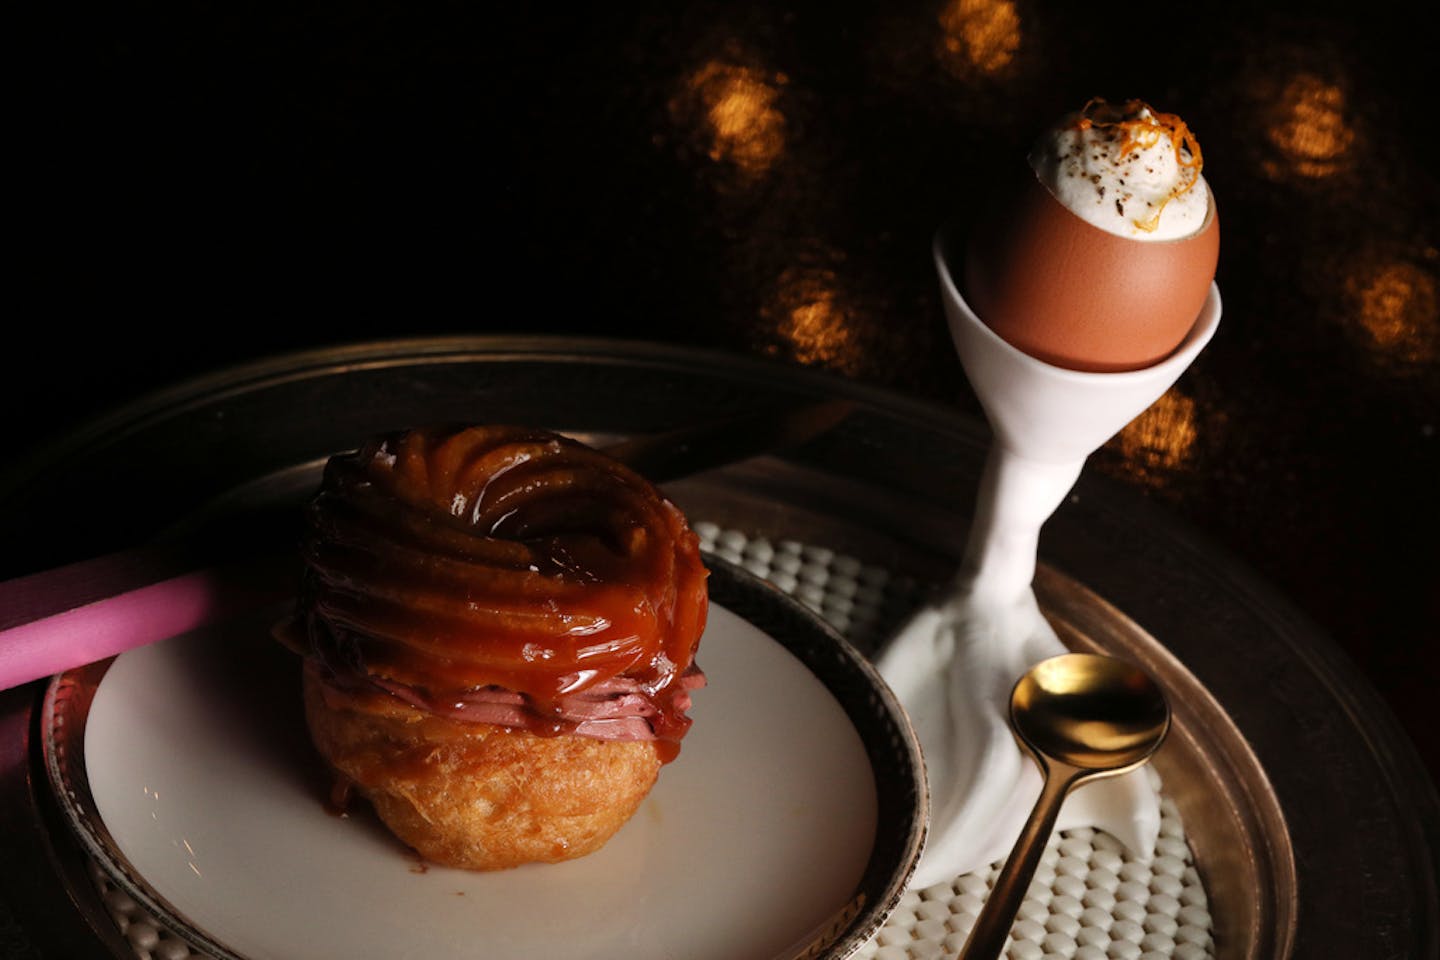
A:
672;61;786;177
1345;259;1439;366
1263;73;1355;179
937;0;1022;77
762;264;865;375
1109;389;1200;490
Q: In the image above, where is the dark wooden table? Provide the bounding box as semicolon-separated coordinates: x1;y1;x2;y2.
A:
5;0;1436;955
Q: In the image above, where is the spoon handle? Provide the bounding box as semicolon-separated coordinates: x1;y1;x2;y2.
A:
958;762;1079;960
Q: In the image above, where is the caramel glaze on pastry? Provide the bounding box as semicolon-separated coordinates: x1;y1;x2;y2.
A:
283;425;709;870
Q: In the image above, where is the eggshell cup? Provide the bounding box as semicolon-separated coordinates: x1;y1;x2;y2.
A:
963;173;1219;373
937;222;1222;465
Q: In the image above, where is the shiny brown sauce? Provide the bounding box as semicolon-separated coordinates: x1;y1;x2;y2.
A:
298;425;709;758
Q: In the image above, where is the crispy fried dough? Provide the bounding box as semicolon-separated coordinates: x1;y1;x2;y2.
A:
303;668;662;870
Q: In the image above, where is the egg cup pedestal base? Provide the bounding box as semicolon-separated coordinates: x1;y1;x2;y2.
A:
876;226;1222;889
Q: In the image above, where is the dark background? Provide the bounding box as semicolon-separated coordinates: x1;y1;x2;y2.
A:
11;0;1437;788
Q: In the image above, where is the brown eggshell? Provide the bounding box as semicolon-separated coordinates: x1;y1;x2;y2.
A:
963;172;1219;372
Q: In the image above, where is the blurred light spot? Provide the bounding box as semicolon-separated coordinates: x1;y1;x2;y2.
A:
671;61;785;177
1111;389;1199;490
1263;73;1354;179
1345;259;1439;366
937;0;1022;76
763;265;864;375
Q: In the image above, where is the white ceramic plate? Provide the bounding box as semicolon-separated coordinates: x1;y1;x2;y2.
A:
46;561;926;960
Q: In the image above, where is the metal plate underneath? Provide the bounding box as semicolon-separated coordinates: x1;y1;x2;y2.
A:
1;337;1433;959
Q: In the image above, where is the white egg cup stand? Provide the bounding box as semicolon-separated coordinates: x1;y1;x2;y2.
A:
877;226;1222;889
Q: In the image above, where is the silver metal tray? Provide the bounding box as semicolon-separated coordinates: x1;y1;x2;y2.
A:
1;337;1434;959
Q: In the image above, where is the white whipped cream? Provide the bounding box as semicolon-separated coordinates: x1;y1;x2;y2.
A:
1030;99;1210;241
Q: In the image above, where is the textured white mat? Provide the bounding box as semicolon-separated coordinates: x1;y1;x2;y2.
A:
695;523;1215;960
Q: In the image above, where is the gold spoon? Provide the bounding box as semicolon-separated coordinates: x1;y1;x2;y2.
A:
958;653;1171;960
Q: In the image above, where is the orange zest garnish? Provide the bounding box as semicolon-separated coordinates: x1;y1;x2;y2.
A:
1072;98;1203;232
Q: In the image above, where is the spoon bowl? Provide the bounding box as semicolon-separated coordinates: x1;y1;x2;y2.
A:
1012;653;1170;771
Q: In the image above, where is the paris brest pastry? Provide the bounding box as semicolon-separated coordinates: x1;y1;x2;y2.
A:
283;425;709;870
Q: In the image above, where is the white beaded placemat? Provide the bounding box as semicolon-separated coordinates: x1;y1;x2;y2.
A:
693;523;1216;960
84;522;1216;960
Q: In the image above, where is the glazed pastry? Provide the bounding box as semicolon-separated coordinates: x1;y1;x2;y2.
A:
285;424;709;870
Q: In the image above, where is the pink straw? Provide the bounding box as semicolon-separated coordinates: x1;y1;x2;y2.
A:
0;551;293;690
